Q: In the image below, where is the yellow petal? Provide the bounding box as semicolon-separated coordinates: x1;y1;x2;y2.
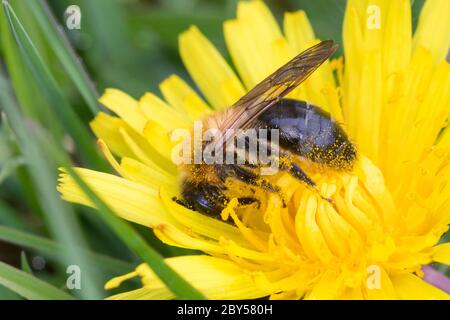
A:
139;92;190;131
236;0;285;73
99;89;147;134
120;157;177;191
179;26;245;109
305;269;343;299
104;270;137;290
159;74;212;119
283;11;315;52
413;0;450;63
224;19;263;89
316;200;364;258
381;47;434;180
364;267;397;299
391;273;450;299
107;256;270;300
340;287;364;300
90;111;173;173
237;1;281;42
402;61;450;163
96;138;131;180
283;11;336;109
107;287;172;300
224;0;286;90
353;50;383;164
90;112;135;158
345;0;369;29
383;0;411;75
295;192;334;263
118;126;175;174
153;223;227;254
432;243;450;265
342;5;363;136
142;120;174;161
58;168;173;227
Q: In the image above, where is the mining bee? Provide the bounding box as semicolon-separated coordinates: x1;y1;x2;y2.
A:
174;40;356;216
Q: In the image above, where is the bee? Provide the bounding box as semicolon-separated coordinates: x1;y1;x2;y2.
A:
174;40;356;216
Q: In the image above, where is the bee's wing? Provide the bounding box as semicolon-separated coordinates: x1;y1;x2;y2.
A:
211;40;337;151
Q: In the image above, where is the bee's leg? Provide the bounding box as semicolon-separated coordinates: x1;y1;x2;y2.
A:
284;162;316;187
237;197;260;208
216;164;280;193
279;159;332;203
216;164;287;207
172;196;193;209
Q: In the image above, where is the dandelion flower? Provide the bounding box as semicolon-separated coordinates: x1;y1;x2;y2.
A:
58;0;450;299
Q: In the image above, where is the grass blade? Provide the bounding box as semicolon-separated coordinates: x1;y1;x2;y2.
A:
20;252;32;274
27;0;101;115
0;200;32;231
0;284;21;300
2;0;107;171
0;74;104;299
0;0;63;140
0;261;75;300
0;225;133;275
0;156;23;184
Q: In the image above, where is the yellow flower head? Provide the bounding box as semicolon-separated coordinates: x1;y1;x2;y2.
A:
58;0;450;299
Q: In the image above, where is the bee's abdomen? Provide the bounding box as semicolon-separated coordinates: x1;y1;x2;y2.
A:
256;99;356;169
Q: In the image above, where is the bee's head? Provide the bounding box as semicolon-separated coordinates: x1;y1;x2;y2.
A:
178;182;227;216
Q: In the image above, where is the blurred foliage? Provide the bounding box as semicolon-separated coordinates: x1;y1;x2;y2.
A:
49;0;350;97
0;0;445;300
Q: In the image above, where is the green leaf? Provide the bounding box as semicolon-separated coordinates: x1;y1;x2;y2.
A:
0;116;24;185
0;225;133;275
0;72;104;299
0;200;31;231
0;284;21;300
26;0;101;115
2;0;107;171
0;114;16;161
0;156;24;184
0;1;64;140
20;252;32;274
0;261;75;300
128;7;225;51
78;0;132;65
